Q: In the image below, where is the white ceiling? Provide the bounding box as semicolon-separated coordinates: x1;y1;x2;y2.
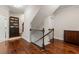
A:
8;5;60;15
8;5;27;14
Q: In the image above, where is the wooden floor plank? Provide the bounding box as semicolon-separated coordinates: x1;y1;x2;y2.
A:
0;38;79;54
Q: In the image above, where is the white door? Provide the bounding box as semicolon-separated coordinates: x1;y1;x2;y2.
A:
0;16;6;42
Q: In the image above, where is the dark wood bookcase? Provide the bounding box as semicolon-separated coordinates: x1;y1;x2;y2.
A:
9;16;19;37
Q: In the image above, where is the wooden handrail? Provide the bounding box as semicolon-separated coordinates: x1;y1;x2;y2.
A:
48;28;54;30
34;28;54;43
30;29;43;31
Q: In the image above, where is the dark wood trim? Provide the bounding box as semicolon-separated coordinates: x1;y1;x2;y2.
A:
30;29;43;31
48;28;54;30
42;28;45;49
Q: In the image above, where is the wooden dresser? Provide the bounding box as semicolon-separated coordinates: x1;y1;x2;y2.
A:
64;30;79;45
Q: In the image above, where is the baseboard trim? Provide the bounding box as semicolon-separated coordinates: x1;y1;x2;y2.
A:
54;38;64;41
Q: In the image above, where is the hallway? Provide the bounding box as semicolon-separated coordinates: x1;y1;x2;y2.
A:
0;38;79;54
0;5;79;54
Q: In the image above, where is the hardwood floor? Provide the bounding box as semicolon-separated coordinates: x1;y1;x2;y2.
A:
0;38;79;54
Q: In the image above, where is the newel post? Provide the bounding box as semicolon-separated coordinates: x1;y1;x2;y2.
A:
42;28;45;49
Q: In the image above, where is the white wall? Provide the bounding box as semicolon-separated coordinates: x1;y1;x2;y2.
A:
0;6;9;41
22;6;40;42
19;14;24;34
54;6;79;40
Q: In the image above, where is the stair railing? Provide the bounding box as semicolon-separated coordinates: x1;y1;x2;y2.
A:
30;28;54;49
